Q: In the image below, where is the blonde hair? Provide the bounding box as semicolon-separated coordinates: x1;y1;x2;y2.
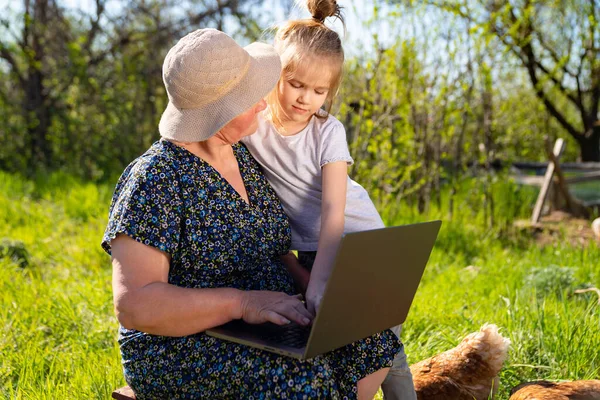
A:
266;0;345;130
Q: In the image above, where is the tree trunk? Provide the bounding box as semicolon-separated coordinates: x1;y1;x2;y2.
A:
578;125;600;162
25;0;51;171
26;67;50;169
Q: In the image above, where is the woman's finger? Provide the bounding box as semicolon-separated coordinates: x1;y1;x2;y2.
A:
263;310;290;326
293;302;314;320
276;304;312;326
282;296;312;318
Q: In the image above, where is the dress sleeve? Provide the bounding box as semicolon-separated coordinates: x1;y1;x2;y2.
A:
101;158;183;257
319;119;354;167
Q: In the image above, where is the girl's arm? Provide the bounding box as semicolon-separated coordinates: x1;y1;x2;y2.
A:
280;251;311;294
305;161;348;314
111;235;313;337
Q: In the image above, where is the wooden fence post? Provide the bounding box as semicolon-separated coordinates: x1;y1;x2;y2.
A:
531;138;565;223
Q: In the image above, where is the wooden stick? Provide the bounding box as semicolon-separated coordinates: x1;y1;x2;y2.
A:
574;288;600;305
531;138;565;223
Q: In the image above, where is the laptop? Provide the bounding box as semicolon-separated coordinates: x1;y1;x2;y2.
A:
206;220;441;360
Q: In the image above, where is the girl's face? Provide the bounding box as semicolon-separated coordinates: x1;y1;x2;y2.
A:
277;59;336;129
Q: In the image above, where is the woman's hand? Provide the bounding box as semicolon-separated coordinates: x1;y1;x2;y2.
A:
239;291;314;326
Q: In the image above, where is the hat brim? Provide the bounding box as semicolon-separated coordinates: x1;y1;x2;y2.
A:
159;42;281;142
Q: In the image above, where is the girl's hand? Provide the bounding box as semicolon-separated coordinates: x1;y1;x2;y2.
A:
239;290;313;326
307;161;347;315
305;280;327;316
294;267;311;295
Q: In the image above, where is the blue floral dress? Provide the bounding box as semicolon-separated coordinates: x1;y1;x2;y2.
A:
102;139;400;399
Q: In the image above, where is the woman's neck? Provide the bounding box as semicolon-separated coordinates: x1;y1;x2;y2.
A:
170;136;234;165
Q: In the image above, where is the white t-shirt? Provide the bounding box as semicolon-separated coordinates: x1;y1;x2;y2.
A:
241;112;384;251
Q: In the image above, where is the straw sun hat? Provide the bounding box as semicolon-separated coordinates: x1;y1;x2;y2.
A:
158;29;282;142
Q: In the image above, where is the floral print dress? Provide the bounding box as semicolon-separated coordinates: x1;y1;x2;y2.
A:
102;139;400;399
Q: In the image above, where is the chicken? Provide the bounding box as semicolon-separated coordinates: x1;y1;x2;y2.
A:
592;218;600;241
410;324;510;400
509;380;600;399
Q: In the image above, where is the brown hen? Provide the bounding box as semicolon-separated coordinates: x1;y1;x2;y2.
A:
509;380;600;400
410;324;510;400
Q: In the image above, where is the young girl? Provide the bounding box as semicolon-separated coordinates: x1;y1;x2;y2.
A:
242;1;417;399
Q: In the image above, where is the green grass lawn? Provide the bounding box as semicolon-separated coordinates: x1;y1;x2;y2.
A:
1;171;599;399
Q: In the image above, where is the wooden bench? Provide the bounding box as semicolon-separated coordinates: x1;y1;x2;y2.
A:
112;386;136;400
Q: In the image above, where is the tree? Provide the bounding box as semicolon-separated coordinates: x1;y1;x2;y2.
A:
437;0;600;161
0;0;261;176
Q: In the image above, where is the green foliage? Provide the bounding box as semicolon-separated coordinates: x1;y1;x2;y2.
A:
524;265;579;297
0;0;267;180
1;0;596;181
339;39;562;215
0;239;30;268
442;0;600;161
378;173;539;234
335;1;589;213
340;42;424;206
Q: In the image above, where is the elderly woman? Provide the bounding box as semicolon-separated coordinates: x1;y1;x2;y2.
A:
102;29;400;399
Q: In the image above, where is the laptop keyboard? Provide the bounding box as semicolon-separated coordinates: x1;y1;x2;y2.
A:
255;323;311;348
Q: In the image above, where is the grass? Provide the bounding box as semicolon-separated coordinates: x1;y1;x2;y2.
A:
0;172;121;399
1;171;599;399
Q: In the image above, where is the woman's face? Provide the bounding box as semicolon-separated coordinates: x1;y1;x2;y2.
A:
217;99;267;144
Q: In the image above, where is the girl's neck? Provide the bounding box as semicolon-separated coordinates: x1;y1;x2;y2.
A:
278;116;313;136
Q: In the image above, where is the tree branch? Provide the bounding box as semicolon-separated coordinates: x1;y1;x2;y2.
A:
498;1;582;139
0;42;26;89
88;31;133;66
534;31;578;79
531;55;582;110
0;83;10;105
522;40;581;140
82;0;105;57
23;0;31;49
588;0;600;126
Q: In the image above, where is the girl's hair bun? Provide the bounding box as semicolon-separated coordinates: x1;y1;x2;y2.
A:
307;0;342;23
